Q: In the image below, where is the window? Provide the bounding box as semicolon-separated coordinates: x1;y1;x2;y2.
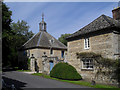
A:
82;59;93;69
61;51;64;58
50;49;53;55
49;38;54;44
84;38;90;49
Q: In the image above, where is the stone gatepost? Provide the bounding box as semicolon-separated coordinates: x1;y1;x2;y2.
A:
42;55;48;74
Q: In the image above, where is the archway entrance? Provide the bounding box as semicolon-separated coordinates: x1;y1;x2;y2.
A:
35;60;39;73
49;61;54;71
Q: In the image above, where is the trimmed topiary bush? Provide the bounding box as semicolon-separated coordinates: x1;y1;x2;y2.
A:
50;62;82;80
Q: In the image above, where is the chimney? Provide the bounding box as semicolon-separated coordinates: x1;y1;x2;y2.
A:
112;2;120;20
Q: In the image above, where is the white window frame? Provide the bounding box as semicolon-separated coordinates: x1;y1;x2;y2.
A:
84;38;90;49
82;59;93;70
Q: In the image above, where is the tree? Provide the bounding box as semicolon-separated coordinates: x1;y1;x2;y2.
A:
58;33;71;46
2;2;34;67
10;20;34;48
10;20;34;67
2;2;13;67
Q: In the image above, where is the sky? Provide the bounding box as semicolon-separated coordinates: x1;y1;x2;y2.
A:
5;1;118;39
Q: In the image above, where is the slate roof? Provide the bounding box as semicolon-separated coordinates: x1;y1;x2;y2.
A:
66;14;120;40
22;31;67;50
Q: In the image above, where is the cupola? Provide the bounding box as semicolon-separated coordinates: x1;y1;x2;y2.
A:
39;13;47;31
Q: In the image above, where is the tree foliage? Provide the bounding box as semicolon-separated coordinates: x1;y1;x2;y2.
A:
9;20;34;67
2;3;34;67
2;2;13;67
58;33;71;46
10;20;34;48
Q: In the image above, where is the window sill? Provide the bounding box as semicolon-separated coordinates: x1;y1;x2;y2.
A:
81;69;94;71
84;48;90;50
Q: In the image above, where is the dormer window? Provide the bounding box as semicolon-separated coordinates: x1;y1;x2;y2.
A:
49;38;54;44
84;38;90;49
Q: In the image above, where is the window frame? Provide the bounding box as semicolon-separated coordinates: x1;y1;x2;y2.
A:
82;58;94;70
84;38;90;49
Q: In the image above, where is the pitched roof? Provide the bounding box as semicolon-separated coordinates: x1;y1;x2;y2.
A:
22;31;67;50
66;14;120;40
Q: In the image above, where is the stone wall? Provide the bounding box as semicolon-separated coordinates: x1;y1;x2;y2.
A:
112;32;120;59
118;33;120;55
18;48;66;73
28;48;65;60
67;32;120;84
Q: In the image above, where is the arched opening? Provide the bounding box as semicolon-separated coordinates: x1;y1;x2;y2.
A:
49;61;54;71
35;60;39;73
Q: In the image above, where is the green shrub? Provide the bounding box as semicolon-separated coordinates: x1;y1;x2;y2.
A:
50;62;82;80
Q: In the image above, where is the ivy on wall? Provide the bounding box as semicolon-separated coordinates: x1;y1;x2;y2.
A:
76;52;119;85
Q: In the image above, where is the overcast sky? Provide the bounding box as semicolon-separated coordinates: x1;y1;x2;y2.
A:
5;2;118;39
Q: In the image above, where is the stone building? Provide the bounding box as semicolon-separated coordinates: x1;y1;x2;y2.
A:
18;14;67;74
66;7;120;84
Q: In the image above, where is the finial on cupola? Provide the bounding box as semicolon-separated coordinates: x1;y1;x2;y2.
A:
39;13;47;32
42;13;44;22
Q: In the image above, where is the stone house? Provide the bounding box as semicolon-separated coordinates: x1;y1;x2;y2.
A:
18;14;67;74
66;7;120;84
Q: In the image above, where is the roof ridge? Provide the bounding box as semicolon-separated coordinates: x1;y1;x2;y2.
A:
66;14;120;40
37;31;43;46
78;14;106;31
44;32;52;47
22;32;39;46
101;14;114;26
67;14;107;38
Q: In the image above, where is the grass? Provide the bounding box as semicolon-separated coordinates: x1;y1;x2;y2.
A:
17;69;31;72
32;73;118;89
14;67;19;69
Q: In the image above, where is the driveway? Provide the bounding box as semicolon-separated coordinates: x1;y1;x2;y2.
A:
2;71;90;89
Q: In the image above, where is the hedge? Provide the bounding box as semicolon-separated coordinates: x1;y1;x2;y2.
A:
50;63;82;80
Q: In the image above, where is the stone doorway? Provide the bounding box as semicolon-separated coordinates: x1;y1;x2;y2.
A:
35;60;39;73
49;60;54;71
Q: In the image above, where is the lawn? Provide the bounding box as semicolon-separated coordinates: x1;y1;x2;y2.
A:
32;73;118;89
